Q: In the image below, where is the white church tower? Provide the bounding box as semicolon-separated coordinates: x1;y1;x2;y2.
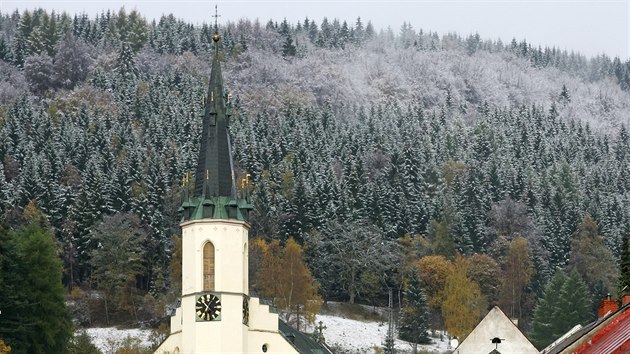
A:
154;14;328;354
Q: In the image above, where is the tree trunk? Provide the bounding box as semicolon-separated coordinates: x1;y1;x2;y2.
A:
349;268;356;304
104;292;110;325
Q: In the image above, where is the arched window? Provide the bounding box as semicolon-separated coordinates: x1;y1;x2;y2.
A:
203;242;215;291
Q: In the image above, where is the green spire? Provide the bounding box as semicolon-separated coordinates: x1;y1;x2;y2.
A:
179;29;252;222
194;33;234;200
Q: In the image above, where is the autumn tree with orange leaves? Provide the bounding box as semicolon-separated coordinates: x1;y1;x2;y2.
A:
253;237;322;330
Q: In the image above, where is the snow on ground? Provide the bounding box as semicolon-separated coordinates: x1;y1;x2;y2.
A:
83;327;153;354
315;314;452;354
82;315;451;354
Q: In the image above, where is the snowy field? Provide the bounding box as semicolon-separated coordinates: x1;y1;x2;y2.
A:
84;327;153;353
84;315;452;354
315;314;451;354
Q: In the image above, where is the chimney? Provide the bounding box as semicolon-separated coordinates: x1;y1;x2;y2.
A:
622;292;630;307
597;293;618;318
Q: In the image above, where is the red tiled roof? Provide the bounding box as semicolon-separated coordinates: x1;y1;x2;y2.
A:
574;306;630;354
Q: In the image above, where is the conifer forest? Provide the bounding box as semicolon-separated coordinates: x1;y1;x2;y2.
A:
1;7;630;350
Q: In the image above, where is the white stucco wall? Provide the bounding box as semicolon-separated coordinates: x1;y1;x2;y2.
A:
453;306;538;354
155;219;298;354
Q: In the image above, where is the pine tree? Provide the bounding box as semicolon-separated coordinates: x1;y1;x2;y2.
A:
0;222;73;353
398;271;431;352
530;271;567;349
127;10;148;52
529;270;591;350
559;270;592;327
0;35;11;62
559;84;571;105
281;35;297;57
114;41;138;81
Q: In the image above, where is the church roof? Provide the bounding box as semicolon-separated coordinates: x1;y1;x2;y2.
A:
452;306;538;354
278;320;333;354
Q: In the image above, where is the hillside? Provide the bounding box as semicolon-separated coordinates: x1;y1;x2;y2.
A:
1;7;630;349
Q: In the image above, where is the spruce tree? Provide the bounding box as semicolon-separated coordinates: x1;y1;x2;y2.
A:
530;271;567;349
559;270;592;326
0;222;73;353
398;271;431;352
530;270;591;350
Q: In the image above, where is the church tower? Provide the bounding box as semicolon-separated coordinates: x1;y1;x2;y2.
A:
176;29;253;353
155;13;331;354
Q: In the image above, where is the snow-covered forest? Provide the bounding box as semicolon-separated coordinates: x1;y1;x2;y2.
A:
1;7;630;350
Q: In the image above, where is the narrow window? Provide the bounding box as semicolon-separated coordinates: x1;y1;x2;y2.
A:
203;242;215;290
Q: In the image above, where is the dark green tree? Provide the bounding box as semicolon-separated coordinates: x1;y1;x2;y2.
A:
529;270;591;350
282;35;297;57
0;222;73;353
398;271;431;353
529;271;567;349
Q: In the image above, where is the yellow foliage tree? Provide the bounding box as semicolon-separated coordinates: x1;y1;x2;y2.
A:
257;237;322;330
260;239;283;300
249;238;268;293
441;254;484;340
415;255;455;308
0;340;11;354
22;199;49;228
499;237;534;320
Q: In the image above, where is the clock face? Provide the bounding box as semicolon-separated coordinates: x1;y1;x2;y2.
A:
242;296;249;326
196;293;221;321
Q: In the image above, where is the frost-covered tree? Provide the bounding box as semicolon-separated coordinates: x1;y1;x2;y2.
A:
89;213;148;321
23;53;54;93
313;220;400;303
53;34;92;89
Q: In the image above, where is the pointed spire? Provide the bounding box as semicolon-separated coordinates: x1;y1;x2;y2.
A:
193;25;236;200
179;9;251;222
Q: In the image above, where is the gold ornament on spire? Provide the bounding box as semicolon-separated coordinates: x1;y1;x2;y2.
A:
241;173;251;189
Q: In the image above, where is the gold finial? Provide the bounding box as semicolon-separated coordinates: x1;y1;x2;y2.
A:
206;169;209;180
211;91;214;102
227;92;232;104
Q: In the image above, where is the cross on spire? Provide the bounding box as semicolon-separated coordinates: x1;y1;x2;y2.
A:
212;5;221;34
